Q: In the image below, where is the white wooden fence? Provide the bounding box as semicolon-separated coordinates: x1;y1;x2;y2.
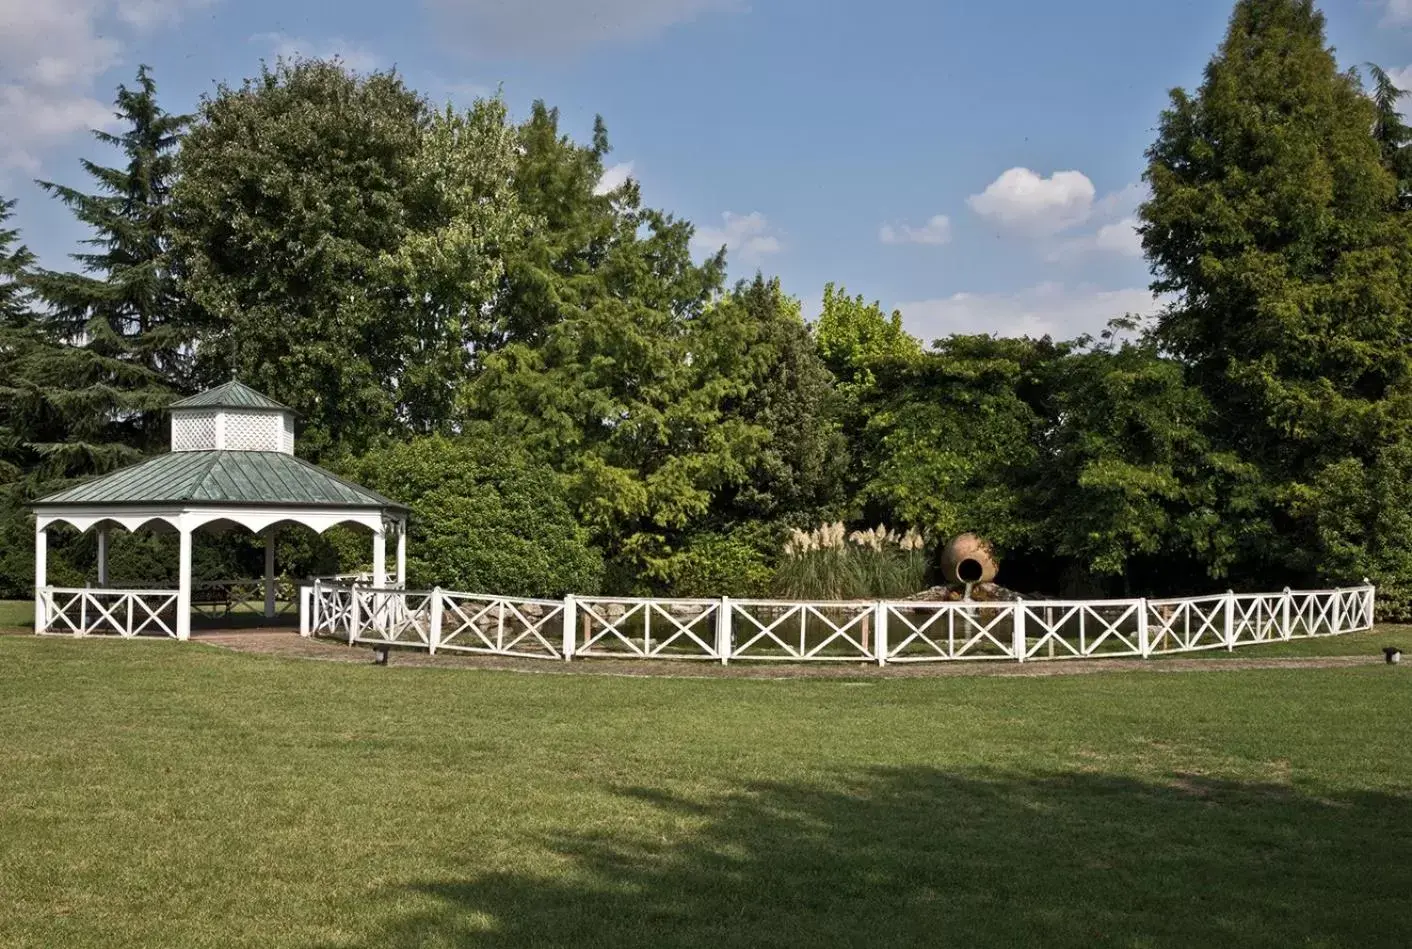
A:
38;587;180;638
306;582;1377;665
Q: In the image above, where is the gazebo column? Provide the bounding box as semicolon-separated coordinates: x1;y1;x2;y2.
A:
372;528;387;589
97;528;109;588
395;519;406;589
263;530;277;619
34;523;48;633
371;527;387;632
176;520;193;641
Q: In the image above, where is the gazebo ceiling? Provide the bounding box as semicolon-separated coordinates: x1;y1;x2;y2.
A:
34;449;406;511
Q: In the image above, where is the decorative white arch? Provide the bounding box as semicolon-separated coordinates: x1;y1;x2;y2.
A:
34;506;406;640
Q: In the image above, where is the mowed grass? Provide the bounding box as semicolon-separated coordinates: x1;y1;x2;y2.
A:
0;599;32;631
1167;624;1405;658
2;638;1411;948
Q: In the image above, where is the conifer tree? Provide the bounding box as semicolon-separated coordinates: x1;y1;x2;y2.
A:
1366;63;1412;208
27;65;189;473
0;196;38;484
1141;0;1412;589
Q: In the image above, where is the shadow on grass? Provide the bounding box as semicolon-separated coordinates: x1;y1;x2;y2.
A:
346;768;1412;948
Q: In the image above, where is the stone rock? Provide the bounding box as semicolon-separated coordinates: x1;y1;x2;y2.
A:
901;582;1030;603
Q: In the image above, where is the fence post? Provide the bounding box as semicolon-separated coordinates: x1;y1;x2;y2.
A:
429;587;442;655
348;587;360;645
1363;578;1375;630
716;596;732;665
1013;600;1026;662
1224;591;1235;650
1281;587;1292;640
1331;588;1342;634
875;601;888;667
561;595;576;661
1137;598;1150;659
299;585;312;638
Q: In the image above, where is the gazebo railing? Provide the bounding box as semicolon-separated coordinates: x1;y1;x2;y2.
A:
39;587;180;638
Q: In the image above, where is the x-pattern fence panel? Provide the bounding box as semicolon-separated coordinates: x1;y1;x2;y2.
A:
729;600;878;661
312;583;355;639
1146;596;1229;654
352;588;434;649
885;602;1017;662
1022;600;1143;660
576;597;721;660
1231;594;1285;646
1345;587;1375;631
439;593;564;659
41;588;178;638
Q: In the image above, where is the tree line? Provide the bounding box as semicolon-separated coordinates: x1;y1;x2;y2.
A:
3;0;1411;613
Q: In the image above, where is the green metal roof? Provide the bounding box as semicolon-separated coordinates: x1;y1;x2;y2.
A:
170;381;291;412
35;451;406;511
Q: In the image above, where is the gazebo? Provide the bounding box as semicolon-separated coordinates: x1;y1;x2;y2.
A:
31;381;409;640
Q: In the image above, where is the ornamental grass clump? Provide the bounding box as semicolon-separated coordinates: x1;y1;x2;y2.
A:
774;522;929;599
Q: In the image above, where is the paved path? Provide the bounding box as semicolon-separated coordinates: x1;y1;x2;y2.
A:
189;628;1389;679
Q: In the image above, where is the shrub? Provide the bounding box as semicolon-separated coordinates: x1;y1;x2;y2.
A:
347;432;603;597
655;525;780;597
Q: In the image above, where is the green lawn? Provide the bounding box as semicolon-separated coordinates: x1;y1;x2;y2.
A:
1166;624;1405;658
1;638;1410;948
0;598;31;631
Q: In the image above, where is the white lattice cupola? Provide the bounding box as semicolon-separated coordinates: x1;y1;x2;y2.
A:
169;381;295;455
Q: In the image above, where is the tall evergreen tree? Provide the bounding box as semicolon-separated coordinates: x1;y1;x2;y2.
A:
463;108;758;585
1141;0;1412;591
0;198;33;328
0;196;38;484
26;66;189;473
1366;63;1412;208
712;275;847;524
0;196;42;597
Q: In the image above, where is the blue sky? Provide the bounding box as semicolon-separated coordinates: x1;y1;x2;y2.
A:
2;0;1410;342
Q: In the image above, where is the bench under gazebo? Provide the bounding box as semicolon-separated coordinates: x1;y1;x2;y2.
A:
31;381;409;640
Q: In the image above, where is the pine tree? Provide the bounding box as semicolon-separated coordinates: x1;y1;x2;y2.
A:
1366;64;1412;208
0;196;38;484
27;65;189;473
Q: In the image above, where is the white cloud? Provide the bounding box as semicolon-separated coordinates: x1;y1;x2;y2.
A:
253;33;382;72
1384;1;1412;26
692;211;783;264
968;168;1097;236
117;0;214;28
896;282;1162;343
879;214;952;246
1093;218;1143;257
1047;216;1143;262
423;0;743;56
0;0;212;172
1039;181;1147;263
593;161;635;196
